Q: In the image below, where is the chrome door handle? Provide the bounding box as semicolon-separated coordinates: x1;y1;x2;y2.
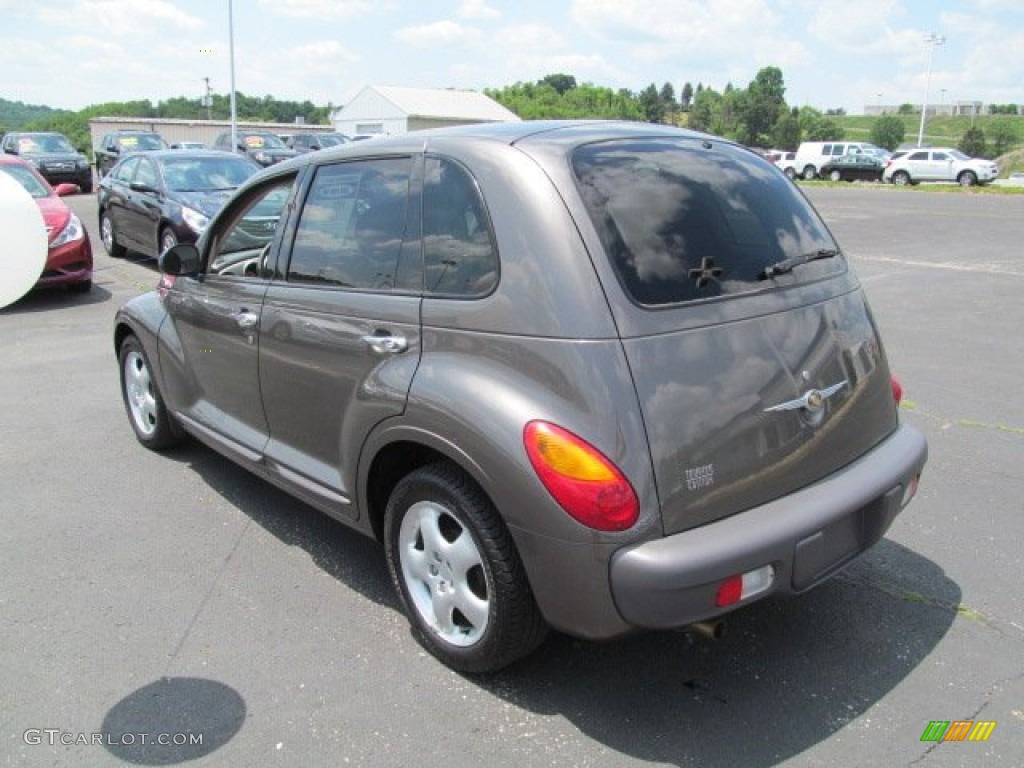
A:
235;311;259;329
361;334;408;355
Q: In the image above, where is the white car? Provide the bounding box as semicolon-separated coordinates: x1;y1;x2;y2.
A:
883;148;998;187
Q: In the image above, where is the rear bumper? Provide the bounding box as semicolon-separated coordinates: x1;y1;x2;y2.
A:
610;424;928;629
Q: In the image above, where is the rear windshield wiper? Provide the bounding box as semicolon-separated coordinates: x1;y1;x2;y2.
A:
760;249;840;279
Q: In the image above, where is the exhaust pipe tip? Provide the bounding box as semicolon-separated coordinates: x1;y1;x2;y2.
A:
688;620;726;640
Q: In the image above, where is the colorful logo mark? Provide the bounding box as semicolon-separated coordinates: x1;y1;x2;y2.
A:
921;720;996;742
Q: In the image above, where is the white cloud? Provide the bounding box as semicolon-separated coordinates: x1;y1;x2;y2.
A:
256;0;374;19
289;40;360;67
393;21;483;47
493;24;565;50
38;0;204;35
458;0;500;20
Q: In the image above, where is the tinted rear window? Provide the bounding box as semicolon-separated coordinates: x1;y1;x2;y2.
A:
571;139;841;306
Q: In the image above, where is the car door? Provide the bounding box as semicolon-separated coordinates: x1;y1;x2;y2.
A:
258;155;422;517
121;156;163;256
159;173;299;466
103;155;141;249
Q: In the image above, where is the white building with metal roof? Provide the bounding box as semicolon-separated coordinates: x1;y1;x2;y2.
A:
331;85;521;137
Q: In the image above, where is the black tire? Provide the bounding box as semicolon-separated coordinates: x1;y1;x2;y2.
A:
957;171;977;187
802;165;817;180
100;211;126;258
384;463;547;673
159;227;178;256
784;167;797;181
118;335;182;450
892;171;911;187
79;178;93;194
67;279;92;294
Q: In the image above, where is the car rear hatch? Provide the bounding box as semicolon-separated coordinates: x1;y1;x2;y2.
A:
569;136;900;535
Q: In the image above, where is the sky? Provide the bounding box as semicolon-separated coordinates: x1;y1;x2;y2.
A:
1;0;1022;116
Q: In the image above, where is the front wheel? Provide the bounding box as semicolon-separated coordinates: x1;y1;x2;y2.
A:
159;227;178;256
384;463;547;673
118;335;182;450
957;171;977;187
829;169;842;182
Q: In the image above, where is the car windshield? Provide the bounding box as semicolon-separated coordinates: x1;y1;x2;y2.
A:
572;138;841;306
318;135;346;147
0;165;49;198
160;156;260;192
119;134;166;150
19;135;74;154
242;133;286;149
948;149;971;161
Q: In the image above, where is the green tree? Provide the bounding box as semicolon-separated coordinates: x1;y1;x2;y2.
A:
688;87;722;134
870;115;906;150
959;126;987;157
680;82;693;110
739;66;787;146
638;83;665;123
898;103;916;115
770;107;801;150
540;74;577;95
989;122;1018;157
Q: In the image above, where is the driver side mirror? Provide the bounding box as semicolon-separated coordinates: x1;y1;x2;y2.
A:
159;243;201;276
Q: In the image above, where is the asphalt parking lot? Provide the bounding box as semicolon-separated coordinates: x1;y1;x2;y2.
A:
2;186;1023;767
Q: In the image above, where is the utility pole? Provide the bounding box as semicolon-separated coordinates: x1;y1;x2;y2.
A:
202;77;213;120
916;33;946;147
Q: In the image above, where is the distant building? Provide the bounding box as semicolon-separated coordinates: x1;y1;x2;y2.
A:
864;101;1014;117
332;85;520;137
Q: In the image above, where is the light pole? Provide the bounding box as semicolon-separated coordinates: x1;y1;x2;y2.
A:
916;32;945;147
877;92;883;114
228;0;237;152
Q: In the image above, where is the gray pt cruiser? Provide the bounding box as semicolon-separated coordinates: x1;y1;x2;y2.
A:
114;120;928;673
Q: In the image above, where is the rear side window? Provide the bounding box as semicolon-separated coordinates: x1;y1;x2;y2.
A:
571;139;841;306
422;157;498;297
287;157;411;290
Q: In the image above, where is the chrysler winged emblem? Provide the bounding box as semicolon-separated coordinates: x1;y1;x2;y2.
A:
764;380;848;415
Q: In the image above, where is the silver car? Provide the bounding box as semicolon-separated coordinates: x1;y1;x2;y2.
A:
883;147;998;186
114;121;928;672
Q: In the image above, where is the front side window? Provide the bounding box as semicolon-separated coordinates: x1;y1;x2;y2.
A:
134;158;158;188
207;176;296;277
422;157;498;297
572;138;842;306
287;157;411;290
112;156;140;183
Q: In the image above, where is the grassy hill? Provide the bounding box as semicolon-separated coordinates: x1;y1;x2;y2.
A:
835;113;1023;153
0;97;72;133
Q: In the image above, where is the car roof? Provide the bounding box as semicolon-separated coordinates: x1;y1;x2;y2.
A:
120;149;251;162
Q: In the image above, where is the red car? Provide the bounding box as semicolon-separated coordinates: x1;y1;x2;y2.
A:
0;154;93;293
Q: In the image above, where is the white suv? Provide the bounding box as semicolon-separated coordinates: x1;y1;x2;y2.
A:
883;148;998;187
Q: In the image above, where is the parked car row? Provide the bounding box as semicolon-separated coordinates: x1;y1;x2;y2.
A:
770;139;997;187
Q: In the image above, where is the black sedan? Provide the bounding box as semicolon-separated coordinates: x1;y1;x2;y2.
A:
819;154;884;182
97;150;260;259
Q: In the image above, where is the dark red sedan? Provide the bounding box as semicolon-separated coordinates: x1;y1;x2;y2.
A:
0;154;93;293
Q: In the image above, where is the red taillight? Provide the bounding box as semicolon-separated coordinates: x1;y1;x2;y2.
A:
891;375;903;405
523;421;639;531
715;575;743;607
